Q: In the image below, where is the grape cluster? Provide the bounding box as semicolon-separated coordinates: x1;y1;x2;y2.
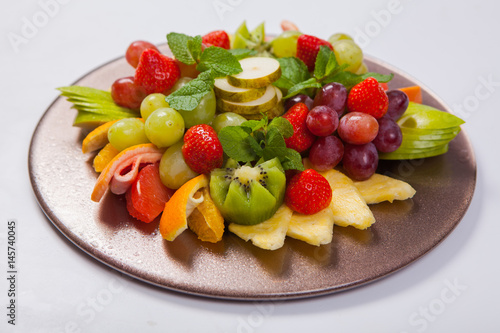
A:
294;83;408;180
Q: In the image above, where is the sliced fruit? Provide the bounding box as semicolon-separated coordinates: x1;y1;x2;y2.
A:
160;174;208;241
210;158;286;225
286;208;335;246
232;21;251;49
379;144;449;160
398;102;465;129
82;120;118;153
228;204;293;250
353;173;416;204
227;57;281;89
214;77;267;102
73;110;131;130
93;143;119;173
91;143;164;202
216;84;278;114
243;97;284;120
125;162;174;223
187;187;225;243
398;86;422;104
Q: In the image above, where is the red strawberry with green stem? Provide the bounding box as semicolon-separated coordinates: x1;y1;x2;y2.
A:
347;77;389;119
134;49;180;94
285;169;332;215
202;30;231;49
296;34;333;71
283;102;316;153
182;124;224;174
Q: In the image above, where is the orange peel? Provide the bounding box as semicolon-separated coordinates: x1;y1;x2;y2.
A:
91;143;164;202
93;143;119;173
187;187;225;243
82;120;118;154
160;174;209;241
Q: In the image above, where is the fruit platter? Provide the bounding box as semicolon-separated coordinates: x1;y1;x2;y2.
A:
29;21;476;300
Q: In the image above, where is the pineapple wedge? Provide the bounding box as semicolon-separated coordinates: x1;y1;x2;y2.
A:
353;174;416;204
228;204;293;250
321;169;376;230
287;208;335;246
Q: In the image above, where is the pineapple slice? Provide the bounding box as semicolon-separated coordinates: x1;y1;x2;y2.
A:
228;204;293;250
321;169;376;230
353;174;416;204
287;208;335;246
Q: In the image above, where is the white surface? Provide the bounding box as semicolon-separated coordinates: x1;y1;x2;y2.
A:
1;0;499;332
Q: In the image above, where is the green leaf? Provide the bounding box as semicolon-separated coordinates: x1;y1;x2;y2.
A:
228;48;258;60
218;126;258;162
361;72;394;83
166;32;197;65
187;35;203;63
165;70;214;111
284;77;322;99
280;149;305;171
273;57;311;90
314;45;338;80
241;118;267;132
268;117;293;138
196;46;242;77
323;71;393;90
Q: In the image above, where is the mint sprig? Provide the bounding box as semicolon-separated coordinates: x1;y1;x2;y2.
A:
218;117;304;171
276;46;394;99
165;32;245;111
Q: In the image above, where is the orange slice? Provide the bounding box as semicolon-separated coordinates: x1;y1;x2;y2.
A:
82;120;118;154
188;187;225;243
160;174;209;241
93;143;120;173
91;143;164;202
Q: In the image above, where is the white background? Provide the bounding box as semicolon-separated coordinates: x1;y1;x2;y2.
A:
1;0;499;332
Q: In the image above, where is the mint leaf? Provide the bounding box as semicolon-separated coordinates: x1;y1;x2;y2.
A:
187;35;203;63
314;45;338;80
166;32;197;65
284;77;322;99
228;48;257;60
268;117;293;138
262;128;304;171
165;70;214;111
280;149;305;171
324;71;393;90
361;72;394;83
197;46;242;77
241;118;266;132
273;57;311;90
218;126;257;162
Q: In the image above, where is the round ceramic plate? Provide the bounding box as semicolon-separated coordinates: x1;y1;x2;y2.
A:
29;47;476;300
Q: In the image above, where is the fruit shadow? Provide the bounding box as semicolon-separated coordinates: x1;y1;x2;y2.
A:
286;238;338;268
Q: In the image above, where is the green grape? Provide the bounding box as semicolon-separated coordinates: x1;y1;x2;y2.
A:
332;39;363;73
145;108;185;148
107;118;150;151
171;77;192;92
140;93;169;120
327;33;353;45
212;112;247;133
271;30;302;58
177;88;216;128
159;141;198;189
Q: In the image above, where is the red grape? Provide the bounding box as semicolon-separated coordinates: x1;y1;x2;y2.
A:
373;117;403;152
111;76;147;110
306;106;339;136
126;40;159;68
385;90;409;121
284;94;313;112
309;136;344;171
342;142;378;181
313;82;347;117
338;112;379;145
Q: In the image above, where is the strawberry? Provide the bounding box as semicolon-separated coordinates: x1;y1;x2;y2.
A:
296;34;333;71
182;124;224;174
285;169;332;215
202;30;230;49
126;162;174;223
134;49;180;95
283;102;316;153
347;77;389;119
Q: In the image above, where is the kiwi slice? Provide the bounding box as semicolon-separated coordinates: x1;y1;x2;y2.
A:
209;158;286;225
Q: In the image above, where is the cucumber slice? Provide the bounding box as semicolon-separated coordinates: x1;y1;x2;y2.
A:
214;77;266;102
227;57;281;89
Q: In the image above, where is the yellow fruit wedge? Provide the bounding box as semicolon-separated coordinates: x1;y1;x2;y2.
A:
93;143;119;173
82;120;118;154
227;57;281;89
188;187;225;243
228;204;293;250
353;174;416;204
321;169;376;230
287;208;335;246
